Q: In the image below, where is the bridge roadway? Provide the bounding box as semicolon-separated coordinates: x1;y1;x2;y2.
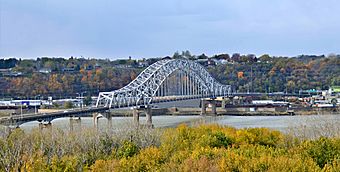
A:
0;93;310;127
0;106;109;126
0;95;204;126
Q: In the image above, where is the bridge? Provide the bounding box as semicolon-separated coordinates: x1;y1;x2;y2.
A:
0;107;109;126
96;59;231;108
0;59;231;127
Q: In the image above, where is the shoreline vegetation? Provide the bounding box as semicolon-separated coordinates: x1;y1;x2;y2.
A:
0;117;339;171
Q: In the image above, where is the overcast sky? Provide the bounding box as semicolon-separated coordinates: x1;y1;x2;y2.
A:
1;0;339;59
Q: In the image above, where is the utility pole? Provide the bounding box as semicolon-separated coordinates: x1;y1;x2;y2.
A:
35;95;40;114
81;91;86;109
251;65;253;93
20;103;23;117
76;93;80;109
76;92;86;109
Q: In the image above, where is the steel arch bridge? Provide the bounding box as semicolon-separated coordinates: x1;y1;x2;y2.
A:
96;59;231;108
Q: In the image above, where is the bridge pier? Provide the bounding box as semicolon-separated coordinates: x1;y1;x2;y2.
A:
69;116;81;131
200;99;217;116
132;106;153;128
93;113;103;130
133;108;140;126
201;100;207;115
106;113;112;129
211;100;217;115
146;107;153;127
39;121;52;131
5;125;20;134
221;99;226;109
93;112;113;129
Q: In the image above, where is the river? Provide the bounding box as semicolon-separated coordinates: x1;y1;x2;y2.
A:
17;114;340;134
4;99;340;136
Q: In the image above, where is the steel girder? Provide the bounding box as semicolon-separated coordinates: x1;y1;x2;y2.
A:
96;59;231;108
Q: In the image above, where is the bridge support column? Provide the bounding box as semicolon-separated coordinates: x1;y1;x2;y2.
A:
133;108;139;126
211;100;217;116
93;113;102;130
145;107;153;128
69;117;74;131
132;107;153;128
93;113;97;128
106;113;112;129
6;126;20;134
200;99;217;116
221;99;226;109
201;99;207;115
39;121;52;131
69;116;81;131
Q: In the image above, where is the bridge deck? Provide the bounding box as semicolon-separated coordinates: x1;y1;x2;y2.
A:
0;107;109;126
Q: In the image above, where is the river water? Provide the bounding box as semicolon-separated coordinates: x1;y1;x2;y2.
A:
4;99;340;134
18;114;340;134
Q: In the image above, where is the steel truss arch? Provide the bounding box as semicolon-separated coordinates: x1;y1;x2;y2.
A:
96;59;231;108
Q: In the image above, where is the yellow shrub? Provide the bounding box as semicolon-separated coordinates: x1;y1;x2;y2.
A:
91;159;119;172
236;128;284;147
322;158;340;172
118;146;163;172
218;148;320;172
179;156;218;172
190;147;223;160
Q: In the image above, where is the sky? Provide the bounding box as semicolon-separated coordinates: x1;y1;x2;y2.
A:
1;0;340;59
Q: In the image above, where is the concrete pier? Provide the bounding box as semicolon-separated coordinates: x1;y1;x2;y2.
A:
39;121;52;131
5;126;20;134
132;106;153;128
92;113;103;129
200;99;217;116
106;113;112;129
211;100;217;115
146;107;152;127
221;99;226;109
133;108;140;125
69;116;81;131
201;100;207;115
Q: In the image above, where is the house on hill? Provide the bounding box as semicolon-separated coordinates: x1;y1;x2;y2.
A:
62;67;75;72
38;68;52;74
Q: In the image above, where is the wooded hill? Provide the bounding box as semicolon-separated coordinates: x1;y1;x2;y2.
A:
0;53;339;98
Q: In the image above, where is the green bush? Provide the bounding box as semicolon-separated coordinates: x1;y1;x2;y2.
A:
208;131;234;148
63;101;74;109
304;137;340;168
116;140;139;159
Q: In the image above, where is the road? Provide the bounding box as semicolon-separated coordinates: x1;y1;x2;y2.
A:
0;106;109;126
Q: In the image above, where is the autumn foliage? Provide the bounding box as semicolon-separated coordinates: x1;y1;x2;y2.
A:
0;124;339;171
1;55;339;98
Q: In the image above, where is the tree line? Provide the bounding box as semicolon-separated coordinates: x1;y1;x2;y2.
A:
0;53;339;98
208;54;340;92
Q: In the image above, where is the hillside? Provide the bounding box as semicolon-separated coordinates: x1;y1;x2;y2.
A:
0;53;339;98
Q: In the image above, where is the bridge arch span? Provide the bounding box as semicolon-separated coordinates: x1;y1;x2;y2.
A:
96;59;231;108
